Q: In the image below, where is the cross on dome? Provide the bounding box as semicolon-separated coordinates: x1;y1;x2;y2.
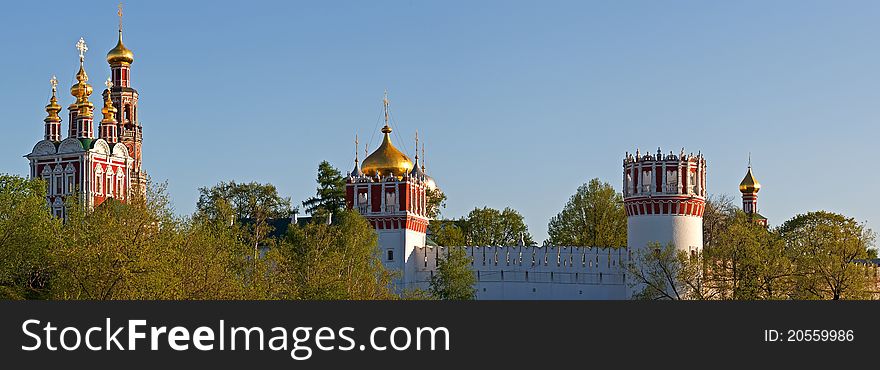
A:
76;37;88;60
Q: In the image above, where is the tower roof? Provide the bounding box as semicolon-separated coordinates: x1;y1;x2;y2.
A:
739;166;761;193
361;92;413;179
362;128;413;179
106;5;134;65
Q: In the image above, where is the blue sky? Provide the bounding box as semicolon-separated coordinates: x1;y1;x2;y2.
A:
2;1;879;242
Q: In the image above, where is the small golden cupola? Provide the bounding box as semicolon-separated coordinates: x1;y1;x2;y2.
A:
361;92;414;179
45;76;62;123
70;37;94;116
739;164;761;194
106;5;134;65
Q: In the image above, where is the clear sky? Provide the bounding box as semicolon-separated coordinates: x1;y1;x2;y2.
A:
2;1;879;242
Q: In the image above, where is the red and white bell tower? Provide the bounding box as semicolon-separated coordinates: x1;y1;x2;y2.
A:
345;93;431;290
106;4;145;194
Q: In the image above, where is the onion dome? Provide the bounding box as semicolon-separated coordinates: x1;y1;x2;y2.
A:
423;174;437;191
70;37;94;116
44;76;62;123
739;166;761;193
106;31;134;65
362;125;413;179
101;84;118;123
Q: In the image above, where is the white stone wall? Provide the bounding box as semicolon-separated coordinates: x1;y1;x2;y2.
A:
411;246;629;300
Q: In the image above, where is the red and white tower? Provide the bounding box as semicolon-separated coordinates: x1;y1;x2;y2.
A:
106;4;145;193
739;159;767;226
623;148;706;254
345;92;431;290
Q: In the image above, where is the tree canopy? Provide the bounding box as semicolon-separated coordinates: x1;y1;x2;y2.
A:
302;161;346;216
547;178;626;247
461;207;534;246
430;246;476;300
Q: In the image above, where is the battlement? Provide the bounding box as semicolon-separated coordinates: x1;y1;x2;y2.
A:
409;245;629;299
623;147;706;200
416;245;628;274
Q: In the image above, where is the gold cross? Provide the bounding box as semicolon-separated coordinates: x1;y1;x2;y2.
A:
50;75;58;92
105;77;114;90
76;37;88;60
118;3;124;32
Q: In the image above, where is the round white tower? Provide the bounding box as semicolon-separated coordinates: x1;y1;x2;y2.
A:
623;148;706;255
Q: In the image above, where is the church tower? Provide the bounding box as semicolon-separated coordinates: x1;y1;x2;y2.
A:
739;159;767;226
345;92;431;290
623;148;706;254
106;4;145;193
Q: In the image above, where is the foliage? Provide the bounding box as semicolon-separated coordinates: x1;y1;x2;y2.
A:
626;242;710;300
461;207;534;246
0;175;59;299
705;211;792;300
430;246;476;300
425;188;447;219
702;194;738;250
428;219;466;247
302;161;346;216
547;178;626;247
196;180;293;222
196;180;293;258
278;209;395;299
777;211;876;300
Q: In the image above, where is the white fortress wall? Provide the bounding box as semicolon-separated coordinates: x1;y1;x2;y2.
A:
412;245;629;299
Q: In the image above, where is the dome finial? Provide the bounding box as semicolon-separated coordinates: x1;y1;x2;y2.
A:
381;89;392;134
118;3;124;35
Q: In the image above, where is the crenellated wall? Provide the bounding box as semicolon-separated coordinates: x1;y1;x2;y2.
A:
410;245;629;299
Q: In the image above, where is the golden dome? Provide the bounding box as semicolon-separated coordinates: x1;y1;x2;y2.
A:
69;64;93;102
45;79;62;123
739;167;761;193
106;32;134;65
361;125;413;179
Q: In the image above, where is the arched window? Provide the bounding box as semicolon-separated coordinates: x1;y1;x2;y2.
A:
117;171;125;199
95;167;104;195
106;171;115;199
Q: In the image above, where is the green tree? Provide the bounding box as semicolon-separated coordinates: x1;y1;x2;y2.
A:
462;207;534;246
0;175;59;299
777;211;876;300
196;180;293;262
626;242;711;300
425;188;447;219
547;178;626;247
302;161;346;216
706;211;792;300
430;246;476;300
197;181;293;221
279;209;394;299
429;219;466;247
702;194;738;250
